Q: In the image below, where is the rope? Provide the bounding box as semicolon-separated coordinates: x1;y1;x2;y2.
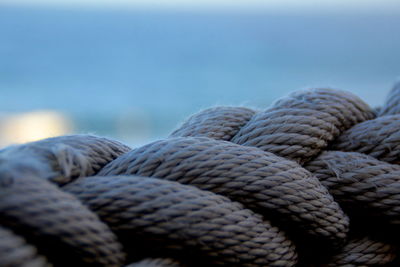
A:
230;88;375;164
0;135;131;185
0;226;50;267
326;236;397;267
125;258;182;267
0;172;125;266
305;150;400;226
332;115;400;164
379;81;400;116
98;137;348;248
1;83;400;266
64;176;297;267
170;107;256;141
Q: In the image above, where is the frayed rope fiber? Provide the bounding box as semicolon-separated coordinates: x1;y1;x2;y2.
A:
2;84;400;266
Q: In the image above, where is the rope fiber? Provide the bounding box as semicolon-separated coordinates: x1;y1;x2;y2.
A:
1;84;400;266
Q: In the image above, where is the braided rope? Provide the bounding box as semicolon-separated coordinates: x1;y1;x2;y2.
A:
326;236;397;267
64;176;297;267
305;151;400;225
0;135;131;185
230;88;375;164
0;172;125;266
332;115;400;164
379;81;400;116
170;107;256;141
98;137;348;247
125;258;182;267
0;226;50;267
2;85;400;266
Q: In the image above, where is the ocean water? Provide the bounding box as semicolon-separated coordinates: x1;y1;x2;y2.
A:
0;6;400;144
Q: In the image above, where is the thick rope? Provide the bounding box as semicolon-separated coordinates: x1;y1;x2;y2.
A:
98;137;348;248
0;172;126;266
305;151;400;226
326;236;397;267
0;135;131;185
63;176;297;267
0;225;50;267
379;81;400;116
125;258;182;267
331;115;400;164
232;89;374;164
2;87;400;266
170;107;256;141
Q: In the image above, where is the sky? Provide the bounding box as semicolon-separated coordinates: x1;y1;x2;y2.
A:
2;0;400;13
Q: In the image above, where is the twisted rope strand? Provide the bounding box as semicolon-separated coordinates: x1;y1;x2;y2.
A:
0;135;131;185
98;137;349;247
170;107;256;141
305;151;400;226
0;225;50;267
379;81;400;116
2;86;400;266
326;237;397;267
231;88;375;164
0;173;126;267
125;258;182;267
63;176;298;267
331;115;400;164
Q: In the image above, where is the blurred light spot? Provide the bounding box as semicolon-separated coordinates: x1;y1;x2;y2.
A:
0;110;71;147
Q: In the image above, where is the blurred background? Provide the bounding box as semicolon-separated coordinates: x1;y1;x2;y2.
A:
0;0;399;148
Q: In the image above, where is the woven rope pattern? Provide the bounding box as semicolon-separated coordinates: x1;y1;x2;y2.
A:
98;137;348;247
1;83;400;266
0;226;50;267
64;176;297;267
379;82;400;116
125;258;182;267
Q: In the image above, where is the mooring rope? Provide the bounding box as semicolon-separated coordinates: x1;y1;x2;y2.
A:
1;84;400;266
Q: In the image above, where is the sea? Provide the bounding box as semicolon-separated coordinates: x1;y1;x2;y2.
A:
1;5;400;146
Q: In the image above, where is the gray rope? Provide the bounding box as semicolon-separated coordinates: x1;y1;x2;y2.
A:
305;150;400;226
231;88;375;164
0;225;50;267
379;81;400;116
98;137;349;247
125;258;182;267
170;106;256;141
2;86;400;266
63;176;297;267
0;172;125;266
326;236;397;267
331;115;400;164
0;134;131;185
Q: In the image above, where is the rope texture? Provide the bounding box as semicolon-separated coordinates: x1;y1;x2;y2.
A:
125;258;182;267
1;83;400;266
98;137;348;247
0;226;50;267
64;176;297;267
